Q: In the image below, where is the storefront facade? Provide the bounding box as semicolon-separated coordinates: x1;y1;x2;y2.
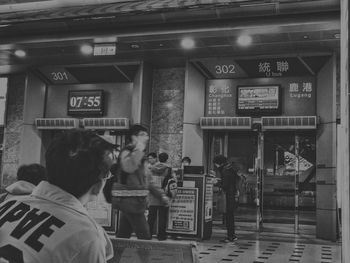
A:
0;0;341;241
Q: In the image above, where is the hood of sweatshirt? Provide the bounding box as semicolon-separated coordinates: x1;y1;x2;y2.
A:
150;162;170;176
5;180;36;195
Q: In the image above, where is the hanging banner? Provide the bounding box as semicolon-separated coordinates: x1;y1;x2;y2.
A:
167;188;198;234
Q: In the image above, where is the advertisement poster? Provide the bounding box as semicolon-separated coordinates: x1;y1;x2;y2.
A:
205;177;214;222
167;188;198;234
86;192;113;229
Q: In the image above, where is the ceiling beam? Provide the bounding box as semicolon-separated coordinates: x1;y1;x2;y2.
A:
0;12;339;49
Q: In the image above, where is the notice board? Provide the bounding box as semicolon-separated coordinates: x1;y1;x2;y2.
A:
167;188;199;235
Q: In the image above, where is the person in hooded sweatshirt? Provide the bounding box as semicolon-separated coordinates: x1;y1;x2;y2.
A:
0;163;47;202
147;152;174;240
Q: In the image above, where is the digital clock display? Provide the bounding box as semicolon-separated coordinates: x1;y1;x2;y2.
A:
67;90;104;116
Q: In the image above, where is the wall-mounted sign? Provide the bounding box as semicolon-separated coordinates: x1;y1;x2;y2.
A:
284;77;316;116
93;44;116;56
167;188;198;235
237;85;281;116
236;57;311;77
38;66;79;85
67;89;104;116
205;79;235;116
196;58;247;78
0;78;8;126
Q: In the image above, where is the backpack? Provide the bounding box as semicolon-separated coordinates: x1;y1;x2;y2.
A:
161;167;177;198
165;177;177;198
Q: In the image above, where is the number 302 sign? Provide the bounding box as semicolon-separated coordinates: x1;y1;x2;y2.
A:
215;64;236;75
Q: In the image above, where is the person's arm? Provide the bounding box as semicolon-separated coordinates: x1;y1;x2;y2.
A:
119;148;145;173
147;170;169;206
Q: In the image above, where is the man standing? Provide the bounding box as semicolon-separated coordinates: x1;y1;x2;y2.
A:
112;125;169;240
148;152;173;240
146;152;158;169
0;129;114;262
213;155;239;242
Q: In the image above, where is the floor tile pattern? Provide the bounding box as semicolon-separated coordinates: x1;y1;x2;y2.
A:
196;239;341;263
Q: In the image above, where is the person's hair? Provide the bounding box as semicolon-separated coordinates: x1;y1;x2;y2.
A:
45;129;114;198
17;163;47;186
129;124;148;137
181;156;191;165
147;152;157;159
158;152;168;163
213;155;227;166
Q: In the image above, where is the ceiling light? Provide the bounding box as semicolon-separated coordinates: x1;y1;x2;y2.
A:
80;44;93;55
237;35;252;46
181;38;195;49
303;35;309;39
334;33;340;39
14;49;26;58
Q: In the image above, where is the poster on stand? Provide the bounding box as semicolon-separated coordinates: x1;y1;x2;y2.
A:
205;177;214;222
167;187;198;235
86;191;117;233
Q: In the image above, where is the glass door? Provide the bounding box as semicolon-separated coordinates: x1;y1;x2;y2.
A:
263;131;316;234
208;130;316;233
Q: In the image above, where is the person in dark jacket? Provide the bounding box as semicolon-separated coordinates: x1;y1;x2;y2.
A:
0;163;47;203
111;124;169;240
213;155;240;242
147;152;174;240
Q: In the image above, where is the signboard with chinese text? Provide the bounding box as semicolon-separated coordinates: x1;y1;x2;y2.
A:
167;188;198;234
237;85;281;115
236;58;311;78
283;77;316;116
205;79;235;116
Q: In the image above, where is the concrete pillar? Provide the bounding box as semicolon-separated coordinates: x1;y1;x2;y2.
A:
1;73;26;189
316;55;337;241
19;73;46;165
149;67;185;167
182;62;206;166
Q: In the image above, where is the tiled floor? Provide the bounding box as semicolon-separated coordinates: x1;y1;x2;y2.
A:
196;229;341;263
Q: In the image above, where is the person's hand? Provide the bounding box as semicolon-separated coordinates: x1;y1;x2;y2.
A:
161;195;170;207
135;140;146;152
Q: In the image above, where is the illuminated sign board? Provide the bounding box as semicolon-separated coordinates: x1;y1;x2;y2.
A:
237;85;281;115
67;90;104;116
